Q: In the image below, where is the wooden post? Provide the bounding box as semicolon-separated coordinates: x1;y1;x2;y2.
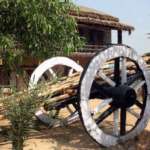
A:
117;30;122;44
117;30;127;135
114;30;123;85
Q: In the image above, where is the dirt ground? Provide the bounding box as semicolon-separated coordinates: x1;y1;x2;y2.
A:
0;119;150;150
0;100;149;150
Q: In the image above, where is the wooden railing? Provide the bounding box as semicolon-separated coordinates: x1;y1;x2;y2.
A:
78;44;108;53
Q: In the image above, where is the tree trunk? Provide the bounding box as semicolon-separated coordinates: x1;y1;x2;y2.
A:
12;138;24;150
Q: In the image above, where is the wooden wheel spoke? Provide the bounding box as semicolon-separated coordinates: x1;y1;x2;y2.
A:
114;58;120;86
96;106;117;124
134;81;145;92
120;108;127;135
49;68;56;78
127;72;143;86
121;57;127;84
41;76;46;82
68;68;74;76
130;79;145;91
135;100;143;109
98;71;116;87
127;108;140;118
66;111;79;124
94;98;113;114
113;110;119;136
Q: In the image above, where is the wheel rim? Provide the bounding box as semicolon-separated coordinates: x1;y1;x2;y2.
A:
29;57;83;126
29;57;83;88
79;45;150;147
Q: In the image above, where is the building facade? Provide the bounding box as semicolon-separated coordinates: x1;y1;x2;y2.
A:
70;6;134;66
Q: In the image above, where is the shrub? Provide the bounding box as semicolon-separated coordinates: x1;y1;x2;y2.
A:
2;90;40;150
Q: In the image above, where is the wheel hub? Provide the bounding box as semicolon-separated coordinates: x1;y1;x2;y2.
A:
110;85;137;108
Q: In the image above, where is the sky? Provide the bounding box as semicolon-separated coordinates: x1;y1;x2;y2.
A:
74;0;150;55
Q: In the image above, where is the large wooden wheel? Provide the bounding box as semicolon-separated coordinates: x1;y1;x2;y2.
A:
29;57;83;126
79;45;150;147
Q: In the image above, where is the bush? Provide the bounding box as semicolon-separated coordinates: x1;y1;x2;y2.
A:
2;90;40;150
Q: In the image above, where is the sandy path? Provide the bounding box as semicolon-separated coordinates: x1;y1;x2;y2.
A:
0;121;150;150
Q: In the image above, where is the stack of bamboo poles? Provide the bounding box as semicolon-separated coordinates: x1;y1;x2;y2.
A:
0;73;81;111
38;72;80;104
0;58;150;117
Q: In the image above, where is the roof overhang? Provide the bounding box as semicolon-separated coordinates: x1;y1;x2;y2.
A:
70;6;134;33
74;16;134;32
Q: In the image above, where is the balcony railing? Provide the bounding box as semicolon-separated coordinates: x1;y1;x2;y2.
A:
78;44;109;53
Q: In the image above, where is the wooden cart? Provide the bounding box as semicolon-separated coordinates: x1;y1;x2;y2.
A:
28;44;150;147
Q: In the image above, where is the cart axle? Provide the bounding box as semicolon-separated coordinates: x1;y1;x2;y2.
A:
110;85;136;108
92;82;137;108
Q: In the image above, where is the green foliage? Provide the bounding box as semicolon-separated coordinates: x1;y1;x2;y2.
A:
2;90;40;150
0;0;83;70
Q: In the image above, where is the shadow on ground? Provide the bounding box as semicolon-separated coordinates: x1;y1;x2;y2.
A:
1;122;150;150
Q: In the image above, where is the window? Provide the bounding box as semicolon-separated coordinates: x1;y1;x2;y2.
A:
78;27;109;45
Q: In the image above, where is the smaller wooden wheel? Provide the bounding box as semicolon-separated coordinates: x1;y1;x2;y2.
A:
79;45;150;147
29;57;83;126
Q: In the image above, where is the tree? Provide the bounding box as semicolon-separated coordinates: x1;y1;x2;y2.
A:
0;0;83;71
0;1;83;149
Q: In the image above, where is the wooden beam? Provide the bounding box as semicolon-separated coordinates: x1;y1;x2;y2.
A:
78;23;111;32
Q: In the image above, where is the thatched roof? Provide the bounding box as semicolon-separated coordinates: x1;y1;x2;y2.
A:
70;6;134;31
